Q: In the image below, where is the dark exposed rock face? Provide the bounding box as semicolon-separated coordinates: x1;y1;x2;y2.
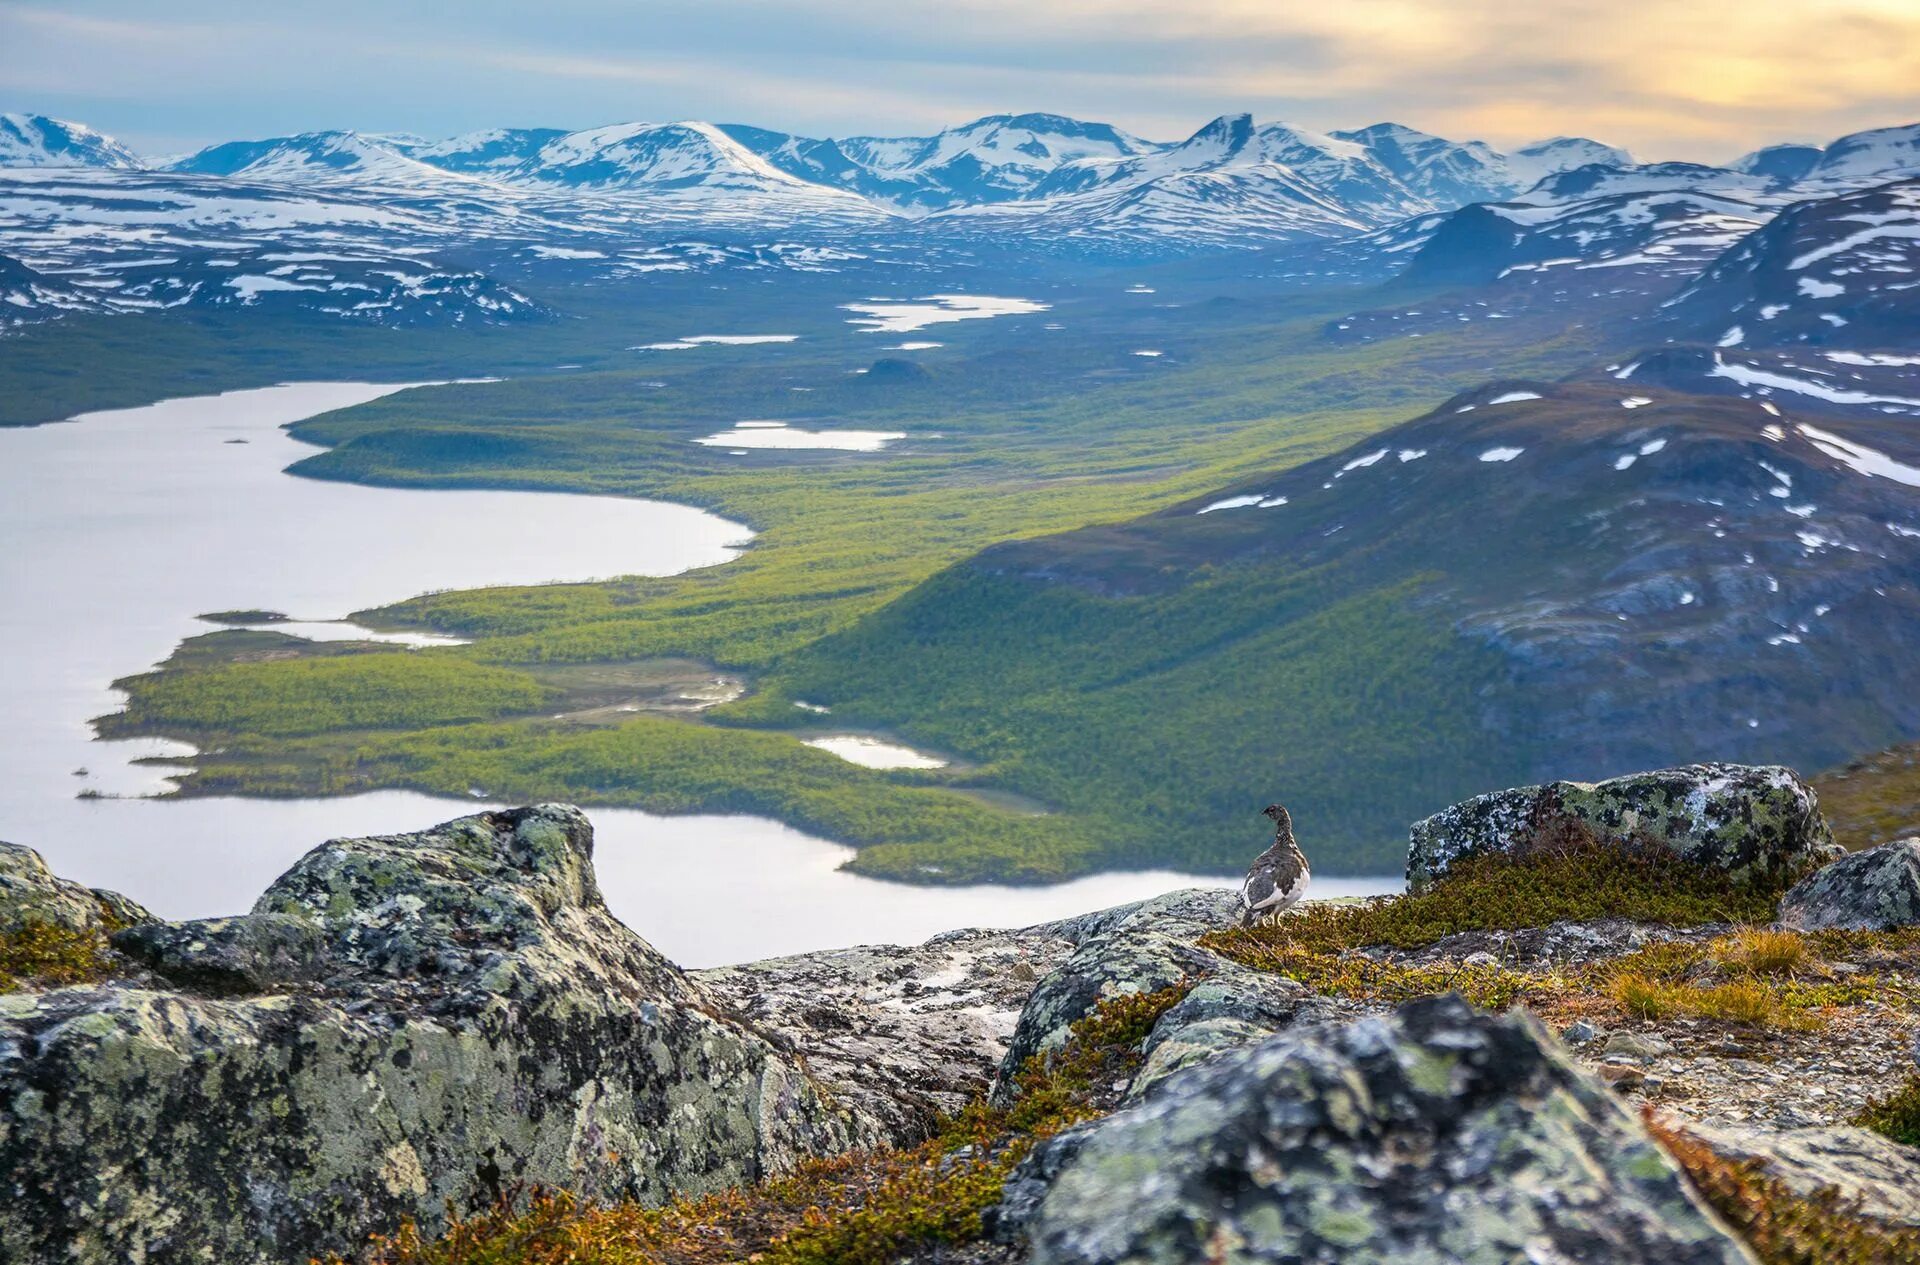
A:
998;996;1757;1265
0;806;864;1265
1407;763;1837;891
1778;837;1920;931
0;841;153;934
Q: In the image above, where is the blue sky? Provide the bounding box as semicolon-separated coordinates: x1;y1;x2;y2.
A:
3;0;1917;161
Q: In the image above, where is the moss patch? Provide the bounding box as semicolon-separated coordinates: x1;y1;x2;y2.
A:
1203;848;1909;1030
1206;840;1795;959
0;919;117;994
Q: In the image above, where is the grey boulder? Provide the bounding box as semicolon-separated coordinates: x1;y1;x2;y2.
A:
1778;837;1920;931
0;805;861;1265
999;994;1756;1265
1407;763;1835;891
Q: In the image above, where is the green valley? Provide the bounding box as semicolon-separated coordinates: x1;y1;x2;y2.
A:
91;277;1620;881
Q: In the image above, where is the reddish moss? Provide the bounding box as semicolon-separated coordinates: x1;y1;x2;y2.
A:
1651;1114;1920;1264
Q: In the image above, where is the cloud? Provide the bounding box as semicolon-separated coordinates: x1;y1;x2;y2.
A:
1;0;1914;159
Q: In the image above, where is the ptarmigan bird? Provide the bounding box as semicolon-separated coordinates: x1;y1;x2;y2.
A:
1241;803;1310;927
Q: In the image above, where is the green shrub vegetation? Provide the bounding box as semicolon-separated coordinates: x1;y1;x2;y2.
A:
195;714;1102;882
105;653;557;739
1203;847;1907;1028
1205;840;1796;958
86;281;1619;881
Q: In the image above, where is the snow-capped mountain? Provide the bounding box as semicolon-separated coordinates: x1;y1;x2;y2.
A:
1512;161;1774;206
1665;178;1920;348
1402;190;1768;289
1503;137;1633;190
504;121;824;193
942;114;1373;250
715;125;919;204
1806;122;1920;186
1330;122;1514;206
833;113;1159;210
396;128;567;173
169;131;475;187
1730;124;1920;191
0;114;142;169
9;107;1920;333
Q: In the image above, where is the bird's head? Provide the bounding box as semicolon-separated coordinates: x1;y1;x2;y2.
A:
1262;803;1291;830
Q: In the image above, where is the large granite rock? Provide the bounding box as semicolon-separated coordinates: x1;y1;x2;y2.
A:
0;806;863;1265
1778;838;1920;931
998;995;1756;1265
0;841;152;935
1407;763;1836;891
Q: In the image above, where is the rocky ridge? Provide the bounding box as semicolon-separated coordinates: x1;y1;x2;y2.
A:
2;765;1918;1262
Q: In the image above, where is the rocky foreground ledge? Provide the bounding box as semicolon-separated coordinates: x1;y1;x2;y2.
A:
2;764;1919;1263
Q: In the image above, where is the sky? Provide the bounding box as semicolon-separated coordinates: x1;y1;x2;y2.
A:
3;0;1917;163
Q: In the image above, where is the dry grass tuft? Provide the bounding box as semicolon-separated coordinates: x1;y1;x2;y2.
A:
1609;973;1816;1030
1714;927;1814;977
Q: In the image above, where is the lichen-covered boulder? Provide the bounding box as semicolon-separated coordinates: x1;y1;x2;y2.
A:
994;888;1238;1100
0;841;153;934
0;806;863;1265
1407;763;1836;891
1777;838;1920;932
997;995;1756;1265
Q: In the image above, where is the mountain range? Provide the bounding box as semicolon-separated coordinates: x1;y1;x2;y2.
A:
3;108;1918;333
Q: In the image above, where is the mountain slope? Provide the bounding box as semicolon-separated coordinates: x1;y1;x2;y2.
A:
762;381;1920;872
0;114;141;169
1664;178;1920;347
1331;122;1514;205
169;131;473;187
1807;123;1920;186
1399;190;1767;289
1505;136;1633;189
399;128;567;173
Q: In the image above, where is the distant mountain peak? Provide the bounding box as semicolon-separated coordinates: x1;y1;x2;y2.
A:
0;113;142;170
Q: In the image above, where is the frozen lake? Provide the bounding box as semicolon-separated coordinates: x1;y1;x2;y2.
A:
0;381;1396;966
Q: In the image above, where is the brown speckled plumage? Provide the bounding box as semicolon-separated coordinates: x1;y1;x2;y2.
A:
1242;803;1311;927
